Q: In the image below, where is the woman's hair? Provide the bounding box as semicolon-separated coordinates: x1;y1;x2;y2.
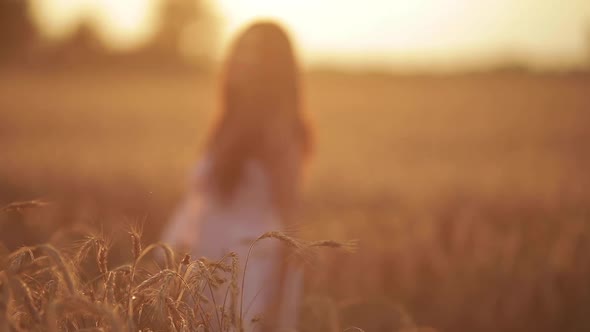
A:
205;21;312;216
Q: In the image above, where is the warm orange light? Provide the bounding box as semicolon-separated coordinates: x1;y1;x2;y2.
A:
30;0;590;70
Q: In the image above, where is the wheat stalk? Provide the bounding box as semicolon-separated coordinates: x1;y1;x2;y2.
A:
1;199;51;213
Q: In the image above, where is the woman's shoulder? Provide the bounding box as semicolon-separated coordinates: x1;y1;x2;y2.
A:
184;155;283;221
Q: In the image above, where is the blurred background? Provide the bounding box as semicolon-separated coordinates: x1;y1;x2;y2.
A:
1;0;590;331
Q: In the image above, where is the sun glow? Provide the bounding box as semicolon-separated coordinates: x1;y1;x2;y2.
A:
217;0;590;70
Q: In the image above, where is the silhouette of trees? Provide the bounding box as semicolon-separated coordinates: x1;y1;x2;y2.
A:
0;0;39;63
0;0;221;69
142;0;221;68
43;22;106;67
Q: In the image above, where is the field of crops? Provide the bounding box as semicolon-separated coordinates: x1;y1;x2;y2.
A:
1;68;589;331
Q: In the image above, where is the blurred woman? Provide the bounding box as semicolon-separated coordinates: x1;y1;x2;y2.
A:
162;21;312;331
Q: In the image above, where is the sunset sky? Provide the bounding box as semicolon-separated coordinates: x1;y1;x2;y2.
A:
29;0;590;71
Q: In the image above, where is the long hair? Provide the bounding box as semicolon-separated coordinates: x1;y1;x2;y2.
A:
205;21;312;218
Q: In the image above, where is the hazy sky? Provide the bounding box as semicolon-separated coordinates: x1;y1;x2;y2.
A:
30;0;590;71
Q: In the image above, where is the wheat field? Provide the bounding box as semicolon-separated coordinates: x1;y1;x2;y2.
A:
1;68;589;331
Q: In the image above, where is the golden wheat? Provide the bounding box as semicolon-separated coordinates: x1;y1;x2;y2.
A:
0;220;359;331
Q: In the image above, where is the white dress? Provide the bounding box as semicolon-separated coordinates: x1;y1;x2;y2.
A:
162;157;302;331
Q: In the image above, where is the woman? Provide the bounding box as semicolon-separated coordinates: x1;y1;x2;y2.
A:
162;21;312;331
